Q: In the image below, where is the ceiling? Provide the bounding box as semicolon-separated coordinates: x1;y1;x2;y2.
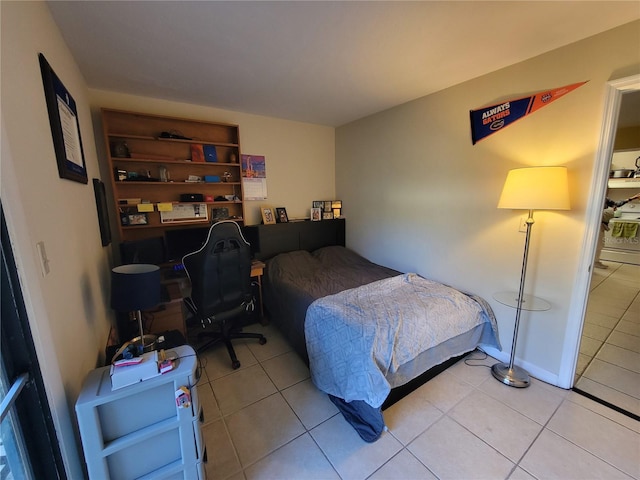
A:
47;1;639;127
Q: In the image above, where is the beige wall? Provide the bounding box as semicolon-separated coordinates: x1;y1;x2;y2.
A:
88;90;335;230
336;20;640;386
1;2;108;476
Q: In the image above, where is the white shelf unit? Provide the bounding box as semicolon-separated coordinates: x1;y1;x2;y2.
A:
608;177;640;189
75;345;205;479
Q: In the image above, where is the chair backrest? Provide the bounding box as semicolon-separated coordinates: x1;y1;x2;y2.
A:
182;221;252;318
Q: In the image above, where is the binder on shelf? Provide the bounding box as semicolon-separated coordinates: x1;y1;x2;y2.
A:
203;145;218;163
190;144;205;163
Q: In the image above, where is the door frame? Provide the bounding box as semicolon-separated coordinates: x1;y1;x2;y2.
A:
1;204;67;478
559;74;640;388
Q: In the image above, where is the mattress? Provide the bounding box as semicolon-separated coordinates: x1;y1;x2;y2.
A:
262;245;500;441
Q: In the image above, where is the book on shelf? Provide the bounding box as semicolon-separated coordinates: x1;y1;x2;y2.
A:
203;145;218;162
190;144;205;163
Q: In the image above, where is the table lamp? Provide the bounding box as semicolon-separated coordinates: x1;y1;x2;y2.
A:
111;264;161;353
494;166;570;387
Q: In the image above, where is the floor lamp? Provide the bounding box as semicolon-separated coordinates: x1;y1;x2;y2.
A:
492;166;570;387
111;264;161;353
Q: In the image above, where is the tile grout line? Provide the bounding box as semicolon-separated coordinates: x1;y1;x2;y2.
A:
544;397;640;479
576;261;640;414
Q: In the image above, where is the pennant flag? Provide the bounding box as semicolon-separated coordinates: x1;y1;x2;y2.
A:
470;81;587;144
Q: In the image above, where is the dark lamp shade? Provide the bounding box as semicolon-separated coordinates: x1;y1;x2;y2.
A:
111;264;161;312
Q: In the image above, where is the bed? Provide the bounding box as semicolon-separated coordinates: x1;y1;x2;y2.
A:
244;220;501;441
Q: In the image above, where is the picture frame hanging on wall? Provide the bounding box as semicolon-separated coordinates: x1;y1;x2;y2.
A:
92;178;111;246
39;53;88;184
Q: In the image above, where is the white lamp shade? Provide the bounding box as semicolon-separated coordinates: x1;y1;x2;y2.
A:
498;166;570;211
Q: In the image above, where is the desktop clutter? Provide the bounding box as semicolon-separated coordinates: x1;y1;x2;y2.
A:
109;340;178;390
109;263;188;391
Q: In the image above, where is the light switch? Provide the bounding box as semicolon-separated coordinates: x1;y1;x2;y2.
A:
36;241;50;276
519;217;528;233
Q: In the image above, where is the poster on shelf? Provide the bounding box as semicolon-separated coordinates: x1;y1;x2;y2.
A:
469;81;587;144
241;154;267;200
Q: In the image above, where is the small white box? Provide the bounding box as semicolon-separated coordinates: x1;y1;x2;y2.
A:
110;351;159;390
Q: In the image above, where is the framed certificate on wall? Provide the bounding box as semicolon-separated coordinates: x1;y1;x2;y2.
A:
39;53;88;184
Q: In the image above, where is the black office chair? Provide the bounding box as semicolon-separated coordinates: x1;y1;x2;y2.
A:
182;220;266;368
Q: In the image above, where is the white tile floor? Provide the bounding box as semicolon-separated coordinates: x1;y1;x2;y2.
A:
195;323;640;480
575;261;640;417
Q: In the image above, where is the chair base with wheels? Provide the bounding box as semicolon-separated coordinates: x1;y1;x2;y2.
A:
185;296;266;369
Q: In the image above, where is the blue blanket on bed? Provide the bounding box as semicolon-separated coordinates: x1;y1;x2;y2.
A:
305;273;500;409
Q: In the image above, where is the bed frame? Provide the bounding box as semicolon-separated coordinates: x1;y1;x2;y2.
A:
243;218;345;261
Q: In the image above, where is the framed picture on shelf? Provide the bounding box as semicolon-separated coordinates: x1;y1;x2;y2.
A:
322;211;334;220
120;212;148;226
39;54;88;184
261;205;276;225
311;207;322;222
332;200;342;218
212;207;230;222
275;207;289;223
312;200;324;209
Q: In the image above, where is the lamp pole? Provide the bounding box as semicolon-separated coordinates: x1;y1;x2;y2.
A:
491;209;534;388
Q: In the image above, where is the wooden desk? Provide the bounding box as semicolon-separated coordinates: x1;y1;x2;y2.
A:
251;260;266;322
149;280;187;337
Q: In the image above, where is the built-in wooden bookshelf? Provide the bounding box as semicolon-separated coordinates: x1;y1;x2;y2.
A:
101;109;245;243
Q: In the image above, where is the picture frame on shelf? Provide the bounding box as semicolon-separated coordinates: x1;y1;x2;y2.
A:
311;207;322;222
312;200;324;210
322;211;334;220
261;205;276;225
120;212;149;226
332;200;342;218
39;53;88;184
275;207;289;223
212;207;230;222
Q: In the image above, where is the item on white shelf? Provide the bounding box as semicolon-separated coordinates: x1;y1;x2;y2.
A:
110;350;159;390
112;357;143;367
175;386;191;408
158;349;176;373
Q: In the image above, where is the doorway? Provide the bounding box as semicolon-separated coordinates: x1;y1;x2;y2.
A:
571;77;640;419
